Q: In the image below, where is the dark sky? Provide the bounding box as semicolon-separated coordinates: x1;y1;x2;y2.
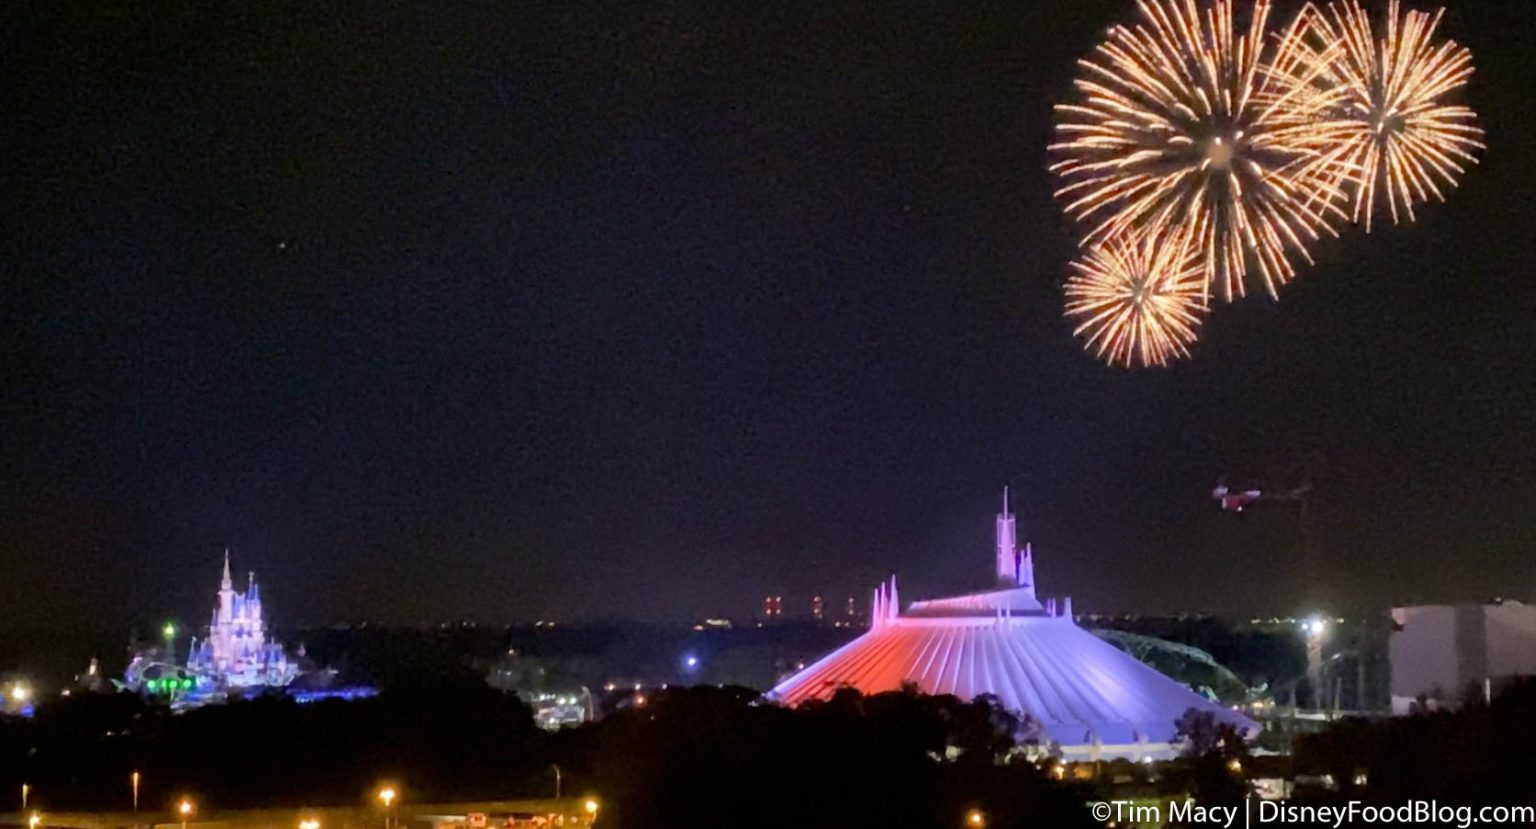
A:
3;0;1533;633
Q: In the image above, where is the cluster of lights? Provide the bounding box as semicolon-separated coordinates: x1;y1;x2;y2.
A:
145;677;197;694
1052;0;1482;367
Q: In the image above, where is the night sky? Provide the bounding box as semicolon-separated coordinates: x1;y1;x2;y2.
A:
3;0;1533;633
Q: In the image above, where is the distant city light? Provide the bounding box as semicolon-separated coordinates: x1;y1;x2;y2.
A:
11;683;30;703
682;653;700;670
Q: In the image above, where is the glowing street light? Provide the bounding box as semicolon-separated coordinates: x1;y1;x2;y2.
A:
28;812;40;829
299;818;321;829
178;798;195;829
12;684;31;703
1302;614;1329;711
965;809;986;827
21;782;30;810
1302;616;1328;638
131;771;140;812
377;787;398;829
583;799;599;815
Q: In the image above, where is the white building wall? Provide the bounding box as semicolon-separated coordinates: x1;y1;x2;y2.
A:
1390;603;1536;714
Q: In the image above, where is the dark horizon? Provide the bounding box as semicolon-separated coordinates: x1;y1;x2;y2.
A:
4;0;1534;633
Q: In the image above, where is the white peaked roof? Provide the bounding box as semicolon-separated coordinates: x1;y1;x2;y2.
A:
768;493;1256;759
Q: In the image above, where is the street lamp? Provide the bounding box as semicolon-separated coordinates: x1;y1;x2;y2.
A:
131;771;140;812
1302;615;1329;710
965;809;986;828
163;623;178;665
377;787;397;829
21;783;30;810
178;798;195;829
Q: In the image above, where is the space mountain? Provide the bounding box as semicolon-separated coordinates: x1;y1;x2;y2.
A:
769;492;1257;760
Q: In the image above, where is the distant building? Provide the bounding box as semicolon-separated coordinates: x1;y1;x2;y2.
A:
771;489;1256;761
185;552;297;689
1389;602;1536;713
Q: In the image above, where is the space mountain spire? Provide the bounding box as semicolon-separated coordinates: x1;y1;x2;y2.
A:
996;486;1034;590
870;574;900;630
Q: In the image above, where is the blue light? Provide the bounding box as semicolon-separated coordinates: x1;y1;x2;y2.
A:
683;653;700;670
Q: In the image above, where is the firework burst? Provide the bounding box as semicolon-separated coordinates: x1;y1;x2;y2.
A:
1065;233;1208;368
1296;0;1483;231
1051;0;1348;301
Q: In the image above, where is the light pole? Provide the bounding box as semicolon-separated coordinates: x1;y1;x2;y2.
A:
1303;616;1328;710
131;771;140;812
582;799;599;826
21;783;30;811
178;797;194;829
551;764;561;799
163;623;178;665
28;812;40;829
377;787;397;829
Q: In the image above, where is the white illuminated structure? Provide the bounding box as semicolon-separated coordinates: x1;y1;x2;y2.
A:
770;490;1256;760
186;551;297;689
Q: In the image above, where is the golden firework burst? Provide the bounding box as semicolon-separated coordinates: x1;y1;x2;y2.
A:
1296;0;1483;231
1050;0;1348;301
1065;233;1209;368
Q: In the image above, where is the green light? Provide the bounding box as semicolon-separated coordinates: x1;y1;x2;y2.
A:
163;622;176;638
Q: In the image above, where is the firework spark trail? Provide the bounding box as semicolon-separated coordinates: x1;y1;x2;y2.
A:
1051;0;1349;302
1293;0;1483;231
1064;232;1209;368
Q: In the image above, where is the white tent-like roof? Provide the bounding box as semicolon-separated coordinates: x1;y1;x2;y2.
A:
768;493;1257;760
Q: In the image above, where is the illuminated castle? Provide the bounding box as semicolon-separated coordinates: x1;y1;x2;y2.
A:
770;490;1256;760
186;552;297;689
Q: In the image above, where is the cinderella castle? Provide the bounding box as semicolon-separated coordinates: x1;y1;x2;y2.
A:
185;552;297;689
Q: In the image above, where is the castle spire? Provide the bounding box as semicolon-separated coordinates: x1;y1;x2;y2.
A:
221;549;233;590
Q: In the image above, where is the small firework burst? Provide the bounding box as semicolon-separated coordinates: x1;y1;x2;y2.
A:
1065;233;1209;368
